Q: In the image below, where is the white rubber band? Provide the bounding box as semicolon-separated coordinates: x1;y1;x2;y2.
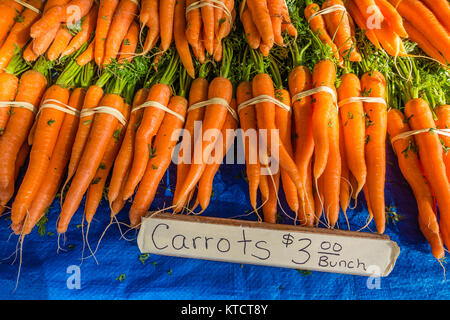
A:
237;94;291;113
292;86;337;106
36;99;80;117
132;101;185;123
80;106;127;126
14;0;42;14
188;97;238;121
391;128;450;144
307;4;346;23
186;0;232;24
0;101;36;113
338;97;387;108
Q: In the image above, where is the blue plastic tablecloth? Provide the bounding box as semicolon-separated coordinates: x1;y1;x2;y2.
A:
0;143;448;300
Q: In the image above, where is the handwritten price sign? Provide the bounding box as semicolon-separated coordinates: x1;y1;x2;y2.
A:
137;214;400;277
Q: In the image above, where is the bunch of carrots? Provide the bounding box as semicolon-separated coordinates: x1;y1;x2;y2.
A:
240;0;297;56
387;57;449;260
343;0;409;58
387;0;449;66
305;0;361;65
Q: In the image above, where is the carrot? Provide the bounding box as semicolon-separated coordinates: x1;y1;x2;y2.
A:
108;88;149;206
337;73;366;199
0;0;24;48
160;0;176;52
174;0;195;78
247;0;274;49
258;170;270;202
387;108;444;259
123;55;179;201
389;0;450;62
94;0;119;66
304;3;342;69
339;114;350;215
173;76;209;206
129;95;188;226
20;87;85;235
289;65;314;203
280;0;296;38
321;94;341;228
201;0;214;55
172;76;233;211
354;0;382;21
403;20;447;65
118;21;139;63
236;81;261;211
345;0;381;50
311;59;337;183
300;161;315;227
322;0;361;62
420;0;450;33
185;0;202;53
11;84;70;226
0;72;19;135
241;7;261;49
57;93;125;233
65;85;104;183
263;172;280;223
361;71;387;234
84;104;129;223
76;38;95;66
374;0;407;38
0;70;47;208
268;0;283;46
275;88;299;214
0;0;44;71
47;24;74;61
404;99;450;249
252;72;304;201
61;4;98;57
32;23;60;56
103;0;138;66
435;105;450;181
373;19;407;57
30;0;94;39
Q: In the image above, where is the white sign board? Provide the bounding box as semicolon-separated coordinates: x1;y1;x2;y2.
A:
137;214;400;277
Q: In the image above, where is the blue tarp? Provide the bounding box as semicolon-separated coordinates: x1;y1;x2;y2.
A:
0;143;448;300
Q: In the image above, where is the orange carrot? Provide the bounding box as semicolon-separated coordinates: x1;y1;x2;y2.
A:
94;0;119;66
311;59;337;183
21;88;85;235
32;23;60;56
160;0;176;51
361;71;387;234
174;0;195;78
241;6;261;49
118;21;139;63
201;0;214;55
61;3;98;57
337;73;366;199
268;0;283;46
103;0;138;66
47;24;74;61
108;88;149;206
57;93;125;233
0;0;24;48
0;70;47;209
0;0;44;71
11;84;70;226
247;0;274;50
420;0;450;32
76;38;95;66
374;0;407;37
0;72;19;135
275;88;299;214
84;104;129;223
236;81;261;211
346;0;381;50
388;108;444;259
263;172;280;223
389;0;450;62
185;0;202;52
322;0;361;62
129;95;188;226
435;105;450;181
